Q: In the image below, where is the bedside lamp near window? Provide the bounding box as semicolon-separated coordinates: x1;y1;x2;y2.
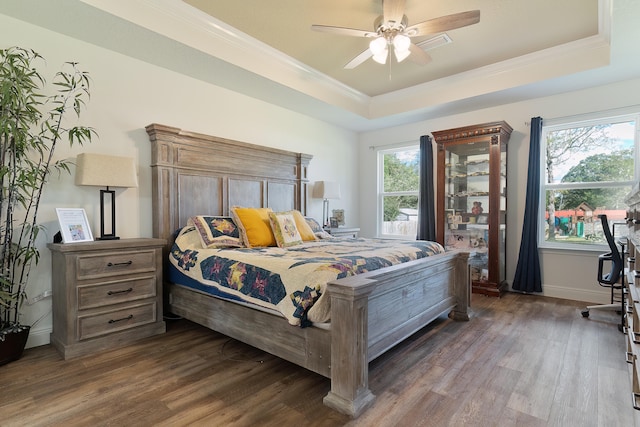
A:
75;153;138;240
313;181;341;227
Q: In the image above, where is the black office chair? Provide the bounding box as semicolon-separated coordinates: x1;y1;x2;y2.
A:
581;214;625;331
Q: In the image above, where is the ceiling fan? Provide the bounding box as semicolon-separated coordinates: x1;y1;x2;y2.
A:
311;0;480;69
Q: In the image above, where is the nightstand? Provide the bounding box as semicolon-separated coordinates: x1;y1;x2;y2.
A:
48;238;166;359
324;227;360;238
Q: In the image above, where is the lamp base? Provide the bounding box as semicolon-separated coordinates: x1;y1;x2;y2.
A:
323;199;330;228
99;188;119;241
97;235;120;241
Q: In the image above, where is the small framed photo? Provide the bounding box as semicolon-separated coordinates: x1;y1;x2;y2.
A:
477;214;489;224
329;217;339;228
56;208;94;243
332;209;345;226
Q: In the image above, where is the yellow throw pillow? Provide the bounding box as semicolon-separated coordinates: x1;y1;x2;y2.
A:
269;212;303;248
231;207;276;247
291;210;317;241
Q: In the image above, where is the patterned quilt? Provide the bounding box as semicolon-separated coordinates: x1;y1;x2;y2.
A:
169;226;445;327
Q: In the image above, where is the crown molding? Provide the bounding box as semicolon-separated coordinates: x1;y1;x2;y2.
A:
370;33;611;119
80;0;612;122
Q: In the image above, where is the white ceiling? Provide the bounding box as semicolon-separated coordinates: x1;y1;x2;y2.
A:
2;0;639;132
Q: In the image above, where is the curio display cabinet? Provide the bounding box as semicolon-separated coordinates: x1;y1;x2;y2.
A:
432;121;512;297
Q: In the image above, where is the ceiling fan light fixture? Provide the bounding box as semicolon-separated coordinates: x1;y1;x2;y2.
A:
369;36;388;64
369;36;387;55
372;49;388;64
394;47;410;63
392;34;411;62
393;34;410;52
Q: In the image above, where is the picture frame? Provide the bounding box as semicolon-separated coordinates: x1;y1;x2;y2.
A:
477;214;489;224
56;208;94;243
332;209;345;226
329;217;339;228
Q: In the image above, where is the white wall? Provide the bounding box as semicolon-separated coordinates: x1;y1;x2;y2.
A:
0;14;359;348
359;77;640;304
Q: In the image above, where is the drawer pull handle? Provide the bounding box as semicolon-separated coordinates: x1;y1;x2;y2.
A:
108;314;133;324
107;260;133;267
107;288;133;296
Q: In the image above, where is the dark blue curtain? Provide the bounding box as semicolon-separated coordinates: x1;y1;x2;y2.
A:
512;117;543;293
417;135;436;241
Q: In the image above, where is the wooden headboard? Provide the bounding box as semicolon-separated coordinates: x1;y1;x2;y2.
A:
146;124;313;246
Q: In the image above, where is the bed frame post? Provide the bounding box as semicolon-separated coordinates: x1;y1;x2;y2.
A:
323;277;376;418
449;251;470;321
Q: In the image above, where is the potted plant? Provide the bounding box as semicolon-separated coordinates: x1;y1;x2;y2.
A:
0;47;95;365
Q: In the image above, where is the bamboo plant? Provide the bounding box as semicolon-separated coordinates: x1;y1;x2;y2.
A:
0;47;95;338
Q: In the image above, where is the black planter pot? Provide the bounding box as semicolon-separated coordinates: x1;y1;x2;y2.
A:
0;326;30;366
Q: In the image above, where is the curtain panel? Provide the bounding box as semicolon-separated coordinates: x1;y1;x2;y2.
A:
417;135;436;241
512;117;543;293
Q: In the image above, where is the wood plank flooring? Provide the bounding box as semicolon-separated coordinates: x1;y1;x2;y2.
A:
1;293;638;426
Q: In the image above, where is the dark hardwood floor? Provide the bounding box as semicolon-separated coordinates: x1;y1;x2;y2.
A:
1;293;637;426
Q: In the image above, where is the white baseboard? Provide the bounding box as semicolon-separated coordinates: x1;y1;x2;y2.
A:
25;326;52;349
528;283;613;304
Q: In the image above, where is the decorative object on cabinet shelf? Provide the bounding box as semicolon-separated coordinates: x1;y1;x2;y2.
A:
75;153;138;241
55;208;94;243
313;181;341;227
471;201;484;215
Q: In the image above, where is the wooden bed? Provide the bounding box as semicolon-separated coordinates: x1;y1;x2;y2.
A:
146;123;470;418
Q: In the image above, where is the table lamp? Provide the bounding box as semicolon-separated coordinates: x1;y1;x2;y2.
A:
312;181;341;227
75;153;138;240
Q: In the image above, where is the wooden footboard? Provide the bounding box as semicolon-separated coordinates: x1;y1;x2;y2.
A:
324;250;469;417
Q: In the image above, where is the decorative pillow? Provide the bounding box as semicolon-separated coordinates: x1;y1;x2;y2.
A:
304;216;333;239
290;210;317;241
187;216;243;248
231;207;276;247
269;212;303;248
304;217;324;233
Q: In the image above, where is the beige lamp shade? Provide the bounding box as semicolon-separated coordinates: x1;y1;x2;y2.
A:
312;181;341;200
74;153;137;240
75;153;138;188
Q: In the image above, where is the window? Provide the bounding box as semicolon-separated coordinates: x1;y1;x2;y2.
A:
378;146;420;238
540;111;639;249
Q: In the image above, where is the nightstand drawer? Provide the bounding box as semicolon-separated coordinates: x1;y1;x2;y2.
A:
77;277;157;310
76;249;157;280
78;302;157;341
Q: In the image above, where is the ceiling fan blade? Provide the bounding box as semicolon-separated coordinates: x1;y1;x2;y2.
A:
405;10;480;36
408;43;432;65
311;24;376;38
383;0;406;27
344;48;373;69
